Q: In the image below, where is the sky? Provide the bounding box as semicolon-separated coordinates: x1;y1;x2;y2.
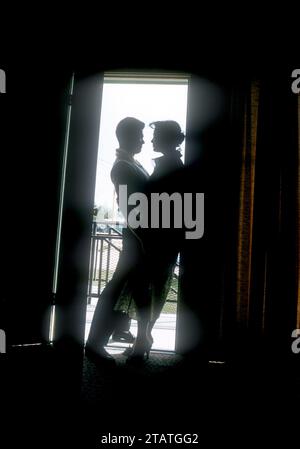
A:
94;82;188;220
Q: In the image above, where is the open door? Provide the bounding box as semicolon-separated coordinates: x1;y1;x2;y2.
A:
53;72;103;349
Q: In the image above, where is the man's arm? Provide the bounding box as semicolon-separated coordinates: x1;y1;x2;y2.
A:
111;161;147;198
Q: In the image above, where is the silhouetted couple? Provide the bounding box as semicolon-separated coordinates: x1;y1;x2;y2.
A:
85;117;185;364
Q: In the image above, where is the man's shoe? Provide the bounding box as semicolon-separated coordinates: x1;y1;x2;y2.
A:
85;345;116;365
111;330;135;343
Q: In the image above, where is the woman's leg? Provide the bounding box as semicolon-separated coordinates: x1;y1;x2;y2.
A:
126;254;152;360
147;255;178;340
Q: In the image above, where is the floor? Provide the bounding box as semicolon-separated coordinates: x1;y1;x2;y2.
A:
4;343;300;448
85;306;176;351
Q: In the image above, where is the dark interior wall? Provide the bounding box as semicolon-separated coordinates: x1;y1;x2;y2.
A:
175;74;248;354
2;66;71;344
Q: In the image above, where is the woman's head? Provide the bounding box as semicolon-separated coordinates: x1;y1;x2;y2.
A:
150;120;185;154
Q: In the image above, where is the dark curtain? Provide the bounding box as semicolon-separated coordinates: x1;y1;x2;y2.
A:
177;73;299;359
231;76;299;358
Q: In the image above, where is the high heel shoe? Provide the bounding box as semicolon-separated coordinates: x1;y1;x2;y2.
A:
123;334;153;358
126;337;152;364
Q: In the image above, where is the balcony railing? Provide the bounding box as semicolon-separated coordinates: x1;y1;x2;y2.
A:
87;221;179;312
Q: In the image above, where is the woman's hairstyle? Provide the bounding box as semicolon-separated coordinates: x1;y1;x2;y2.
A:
150;120;185;147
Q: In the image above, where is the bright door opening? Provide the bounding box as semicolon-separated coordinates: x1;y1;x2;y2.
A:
85;72;189;352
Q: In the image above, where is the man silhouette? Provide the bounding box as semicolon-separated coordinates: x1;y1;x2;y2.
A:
86;117;149;363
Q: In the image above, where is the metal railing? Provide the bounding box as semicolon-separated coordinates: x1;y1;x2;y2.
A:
87;221;179;311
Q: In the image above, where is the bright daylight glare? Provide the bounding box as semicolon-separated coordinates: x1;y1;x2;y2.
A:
94;81;188;221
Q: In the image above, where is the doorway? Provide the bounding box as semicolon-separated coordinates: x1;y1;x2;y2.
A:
85;72;189;352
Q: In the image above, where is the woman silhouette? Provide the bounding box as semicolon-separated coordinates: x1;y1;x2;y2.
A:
145;120;185;346
115;120;186;362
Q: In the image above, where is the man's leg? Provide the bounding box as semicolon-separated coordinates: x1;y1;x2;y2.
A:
86;229;143;351
87;256;131;349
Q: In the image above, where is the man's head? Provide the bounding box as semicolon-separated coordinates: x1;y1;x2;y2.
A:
115;117;145;155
